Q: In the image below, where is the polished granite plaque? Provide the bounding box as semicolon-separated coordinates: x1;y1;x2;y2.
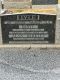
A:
1;13;56;44
32;0;58;5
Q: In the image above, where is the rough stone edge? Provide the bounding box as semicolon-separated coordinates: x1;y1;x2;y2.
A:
0;17;2;44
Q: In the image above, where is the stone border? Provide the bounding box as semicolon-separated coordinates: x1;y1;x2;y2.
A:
0;44;60;48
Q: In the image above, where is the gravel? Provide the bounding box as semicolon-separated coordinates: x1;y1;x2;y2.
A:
0;48;60;80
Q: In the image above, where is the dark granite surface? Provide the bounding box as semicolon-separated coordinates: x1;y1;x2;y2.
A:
32;0;58;5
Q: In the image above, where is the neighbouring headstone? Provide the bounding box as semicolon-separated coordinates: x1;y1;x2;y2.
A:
4;0;32;9
32;0;58;5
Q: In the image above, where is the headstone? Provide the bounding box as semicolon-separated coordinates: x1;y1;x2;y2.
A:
1;13;56;44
